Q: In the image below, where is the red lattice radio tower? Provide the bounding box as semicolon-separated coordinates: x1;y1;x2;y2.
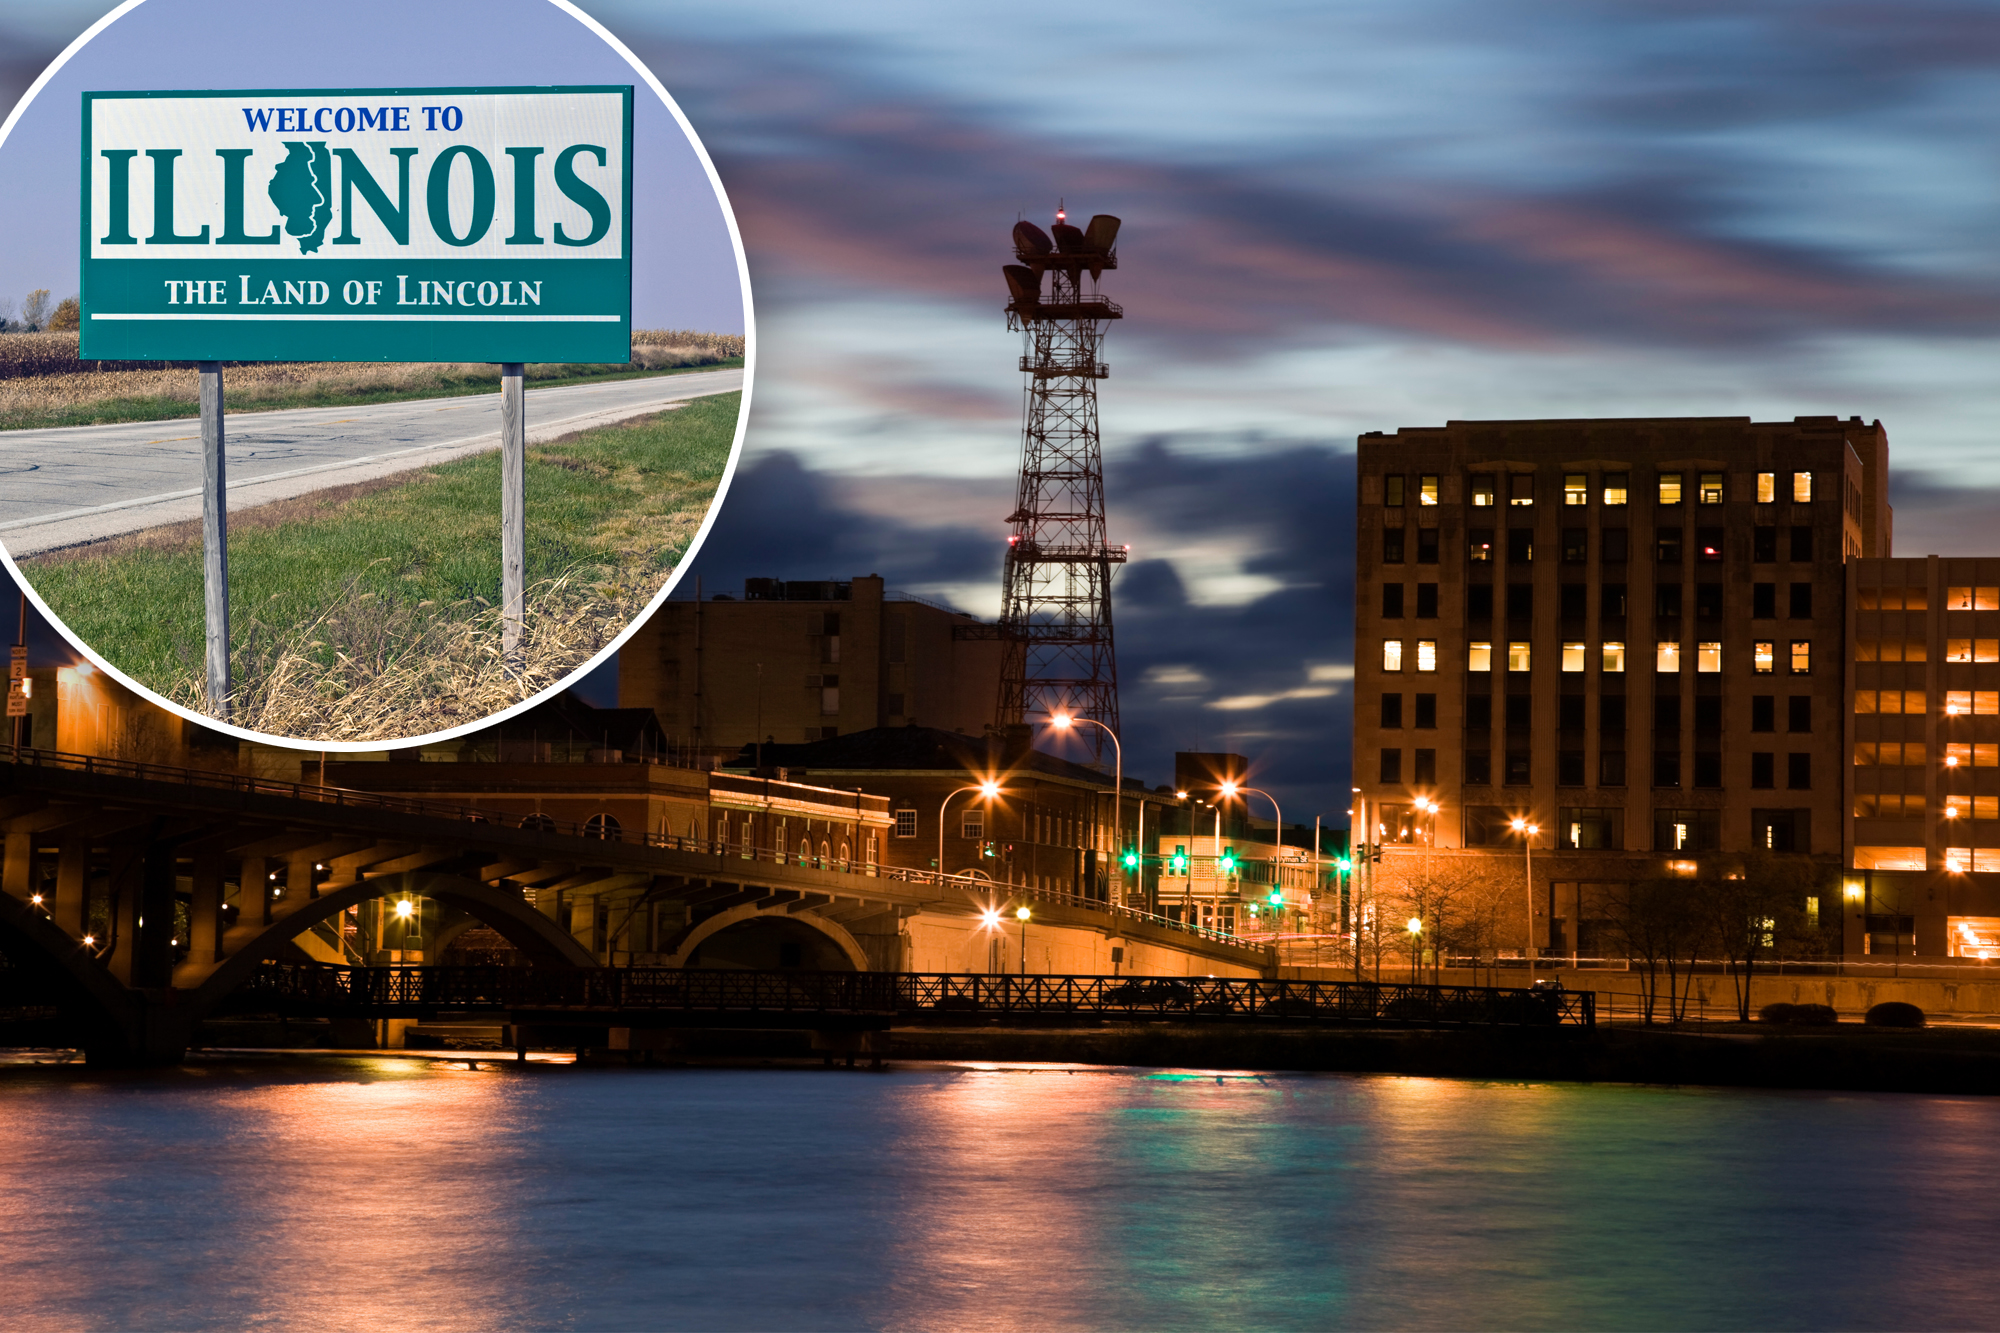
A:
995;206;1128;756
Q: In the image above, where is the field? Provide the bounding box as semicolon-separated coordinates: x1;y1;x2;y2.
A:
0;329;745;430
18;391;741;742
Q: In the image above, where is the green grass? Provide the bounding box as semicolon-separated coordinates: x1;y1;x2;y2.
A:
23;390;741;700
0;357;743;432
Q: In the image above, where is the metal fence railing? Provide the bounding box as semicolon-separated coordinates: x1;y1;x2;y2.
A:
234;964;1595;1029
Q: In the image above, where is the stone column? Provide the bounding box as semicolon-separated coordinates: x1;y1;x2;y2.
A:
54;834;87;939
188;851;225;966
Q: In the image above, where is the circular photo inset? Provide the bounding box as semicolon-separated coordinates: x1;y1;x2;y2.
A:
0;0;750;748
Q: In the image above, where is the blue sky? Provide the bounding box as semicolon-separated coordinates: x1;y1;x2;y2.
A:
7;0;2000;826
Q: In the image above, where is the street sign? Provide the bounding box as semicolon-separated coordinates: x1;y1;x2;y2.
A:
6;681;26;718
8;645;24;681
80;86;634;363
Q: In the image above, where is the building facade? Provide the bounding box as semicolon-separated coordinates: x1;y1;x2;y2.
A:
1354;415;1890;954
617;575;1005;753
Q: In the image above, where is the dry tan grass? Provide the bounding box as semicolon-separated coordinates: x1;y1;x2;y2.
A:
0;330;740;423
166;562;652;742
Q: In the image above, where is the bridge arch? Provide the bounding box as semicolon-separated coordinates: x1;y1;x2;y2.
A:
187;872;596;1019
0;892;141;1047
665;902;869;972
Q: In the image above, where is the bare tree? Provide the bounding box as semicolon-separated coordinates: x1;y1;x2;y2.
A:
19;289;51;332
1708;853;1822;1021
1603;873;1710;1023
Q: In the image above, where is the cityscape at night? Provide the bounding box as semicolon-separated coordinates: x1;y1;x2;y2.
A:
3;2;2000;1330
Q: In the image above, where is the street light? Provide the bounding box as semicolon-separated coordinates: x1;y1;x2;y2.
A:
1406;915;1423;979
1015;905;1032;976
1511;817;1539;981
1219;780;1286;931
980;906;1003;974
1048;713;1128;906
940;780;1004;886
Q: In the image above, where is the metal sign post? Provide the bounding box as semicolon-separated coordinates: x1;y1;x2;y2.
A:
500;363;525;666
200;362;229;716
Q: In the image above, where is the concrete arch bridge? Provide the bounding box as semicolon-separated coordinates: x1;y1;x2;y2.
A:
0;746;1269;1063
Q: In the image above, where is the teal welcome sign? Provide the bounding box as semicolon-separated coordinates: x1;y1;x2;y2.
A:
80;85;633;362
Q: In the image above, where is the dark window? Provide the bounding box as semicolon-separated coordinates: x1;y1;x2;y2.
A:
1562;528;1587;562
1505;695;1532;731
1754;526;1777;562
1558;695;1586;729
1466;694;1493;730
1752;583;1776;618
1694;697;1722;736
1382;584;1404;618
1654;696;1681;733
1696;527;1723;562
1469;528;1494;562
1463;805;1511;845
1654;808;1719;851
1600;751;1626;786
1507;584;1533;619
1788;696;1811;733
1507;529;1534;563
1561;808;1622;849
1560;583;1587;619
1385;474;1405;507
1655;584;1683;618
1466;750;1491;784
1601;583;1627;617
1752;809;1808;853
1416;583;1439;618
1413;749;1436;785
1416;528;1439;563
1414;693;1437;728
1380;694;1403;728
1751;695;1775;732
1504;751;1531;785
1558;751;1586;786
1789;583;1813;619
1657;530;1683;564
1602;528;1628;563
1693;753;1722;788
1467;584;1494;619
1600;696;1626;734
1751;752;1774;788
1696;584;1722;620
1653;752;1681;788
1383;527;1405;563
1510;474;1534;506
1380;749;1402;783
1790;525;1814;562
1787;753;1812;790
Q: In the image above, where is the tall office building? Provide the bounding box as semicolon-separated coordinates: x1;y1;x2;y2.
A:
1353;416;1889;954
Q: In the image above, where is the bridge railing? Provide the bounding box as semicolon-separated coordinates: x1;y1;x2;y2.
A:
0;743;1256;954
235;963;1595;1029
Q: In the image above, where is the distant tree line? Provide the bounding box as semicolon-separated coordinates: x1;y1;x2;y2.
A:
0;290;80;332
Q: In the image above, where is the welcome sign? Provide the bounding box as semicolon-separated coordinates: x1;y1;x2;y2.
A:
80;86;633;362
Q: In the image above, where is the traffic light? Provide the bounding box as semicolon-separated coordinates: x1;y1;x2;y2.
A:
1268;888;1284;907
1336;857;1352;872
982;841;997;859
1170;845;1189;874
1219;847;1238;874
1121;848;1140;870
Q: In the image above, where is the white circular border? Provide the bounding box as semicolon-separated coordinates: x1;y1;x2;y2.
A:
0;0;757;754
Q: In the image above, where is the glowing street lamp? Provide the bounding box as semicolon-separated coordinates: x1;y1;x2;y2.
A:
1406;915;1423;977
1219;780;1286;925
1015;905;1032;976
1049;713;1129;904
1511;817;1539;980
940;780;1004;886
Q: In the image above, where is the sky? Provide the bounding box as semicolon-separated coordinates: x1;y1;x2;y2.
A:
7;0;2000;828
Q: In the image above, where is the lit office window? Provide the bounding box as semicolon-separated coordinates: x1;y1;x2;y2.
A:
1790;640;1811;674
1508;641;1532;672
1562;642;1586;672
1949;584;1974;610
1564;474;1588;505
1698;473;1723;504
1658;472;1683;505
1604;473;1629;506
1757;472;1776;503
1793;472;1813;502
1471;476;1495;507
1419;475;1439;505
1602;642;1626;673
1754;641;1775;673
1468;641;1493;671
1416;640;1437;672
1657;641;1681;672
1697;641;1721;673
1383;640;1404;672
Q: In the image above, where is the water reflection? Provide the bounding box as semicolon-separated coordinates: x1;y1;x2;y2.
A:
0;1059;1996;1331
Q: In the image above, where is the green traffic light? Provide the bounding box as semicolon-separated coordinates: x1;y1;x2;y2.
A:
1336;857;1352;871
1268;889;1283;906
1122;850;1139;869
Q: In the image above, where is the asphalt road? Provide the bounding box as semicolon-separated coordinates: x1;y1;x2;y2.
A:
0;368;744;556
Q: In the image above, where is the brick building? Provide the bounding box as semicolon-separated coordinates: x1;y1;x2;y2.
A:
1353;415;1890;954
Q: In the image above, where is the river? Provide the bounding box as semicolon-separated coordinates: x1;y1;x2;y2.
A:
0;1056;1993;1331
